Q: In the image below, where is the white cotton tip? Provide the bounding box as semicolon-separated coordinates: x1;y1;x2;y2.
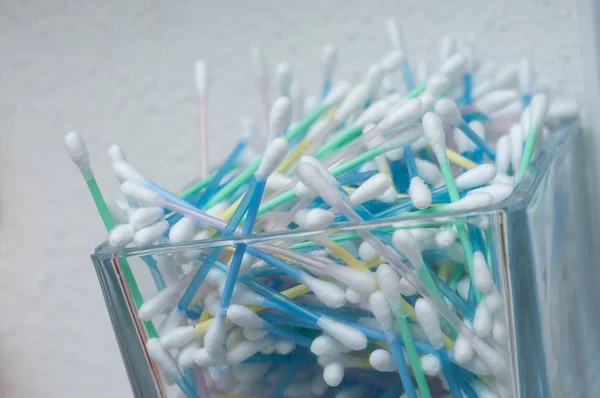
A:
194;60;208;97
290;82;305;123
386;124;425;160
297;161;342;207
250;45;268;83
311;334;344;356
345;288;368;305
121;181;161;206
113;161;144;182
294;181;315;200
332;266;377;294
335;83;371;122
455;163;497;190
493;317;509;345
146;338;181;380
393;230;423;267
108;144;126;163
415;58;428;84
453;333;475;365
378;186;398;203
453;127;471;154
377;98;423;133
439;36;456;65
317;317;367;350
323;81;351;107
475;90;519;115
418;92;437;113
108;224;135;248
422;112;447;160
130;207;165;230
376;263;402;306
228;284;264;307
256;137;288;179
548;98;579;121
243;327;269;341
322;44;338;79
420;354;441;376
303;274;346;308
493;63;518;89
274;339;296;355
349;173;392;206
227;305;265;329
415;299;443;349
133;220;169;247
306;208;335;230
138;284;180;321
495;134;511;174
367;64;385;94
160;325;197;349
473;251;494;294
519;108;531;137
265;172;294;193
469;338;509;378
473;302;493;338
355;99;393;128
399;277;418;296
471;184;513;204
178;343;200;368
323;362;344;387
385;18;404;50
368;291;395;332
456;277;471;301
269;96;292;139
425;73;450;96
435;228;457;249
530;93;549;129
369;349;395;372
491;173;514;186
409;177;432;209
168;217;196;244
434;98;464;126
311;375;330;396
415;158;443;186
204;320;228;355
306;118;332;142
65;132;91;172
472;380;500;398
519;57;532;94
450;192;494;211
358;242;378;262
226;327;245;348
227;337;272;364
484;290;504;316
381;50;405;73
275;63;292;97
194;348;227;367
439;53;466;79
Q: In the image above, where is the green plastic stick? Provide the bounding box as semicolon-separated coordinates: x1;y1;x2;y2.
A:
84;172;158;338
516;125;539;182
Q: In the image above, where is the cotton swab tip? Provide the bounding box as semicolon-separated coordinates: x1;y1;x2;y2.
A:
108;144;126;163
475;90;519;114
256;137;289;179
455;163;497;190
194;60;208;97
335;83;371;122
422;112;447;159
381;50;405;73
349;173;392;206
369;349;395;372
434;98;464;126
424;73;450;96
451;192;494;211
130;207;165;230
317;317;368;350
108;224;135;248
269;96;292;138
298;160;342;207
439;52;467;78
393;230;423;267
421;354;441;376
409;177;432;209
121;180;161;206
306;208;335;230
414;298;443;349
275;63;293;96
530;93;549;128
323;81;351;107
227;305;265;329
65;132;91;173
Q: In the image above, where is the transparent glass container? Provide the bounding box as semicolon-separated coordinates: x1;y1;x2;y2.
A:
92;120;600;397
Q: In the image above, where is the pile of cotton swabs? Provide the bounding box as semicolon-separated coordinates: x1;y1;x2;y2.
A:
67;18;578;398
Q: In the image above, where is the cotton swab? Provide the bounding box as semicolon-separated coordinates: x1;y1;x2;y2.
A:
194;60;209;179
147;339;199;398
65;132;159;338
275;62;293;98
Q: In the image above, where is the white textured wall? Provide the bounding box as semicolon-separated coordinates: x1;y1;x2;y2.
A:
0;0;584;396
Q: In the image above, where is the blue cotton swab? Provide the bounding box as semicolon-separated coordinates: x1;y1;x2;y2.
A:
146;339;199;398
204;138;289;355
